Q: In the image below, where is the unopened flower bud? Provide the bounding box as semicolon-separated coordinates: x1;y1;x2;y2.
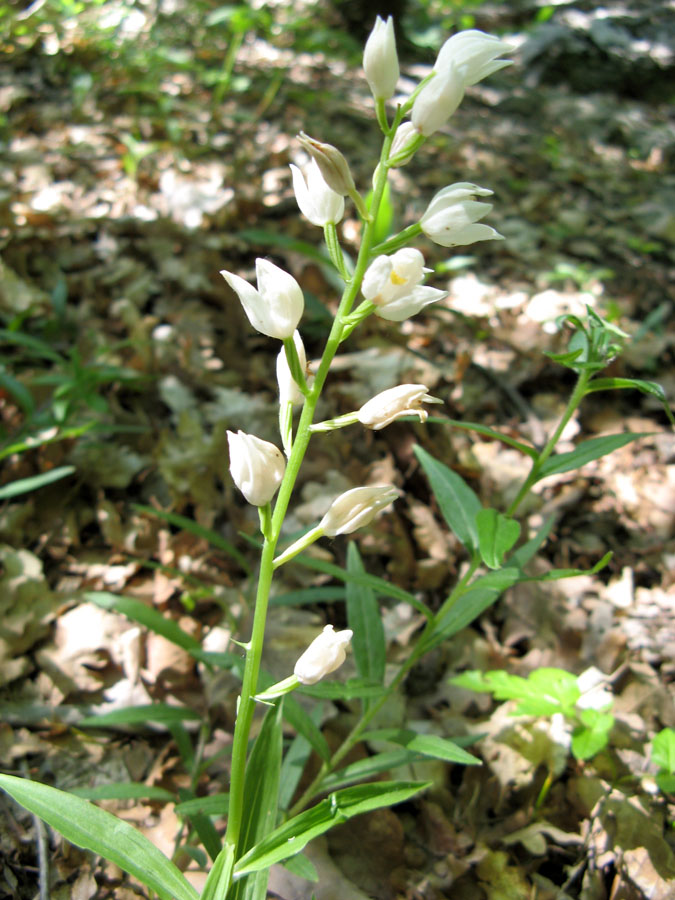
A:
227;430;285;507
290;160;344;227
297;132;356;197
294;624;353;685
420;182;503;247
389;122;423;167
363;15;399;100
411;65;465;136
358;384;442;430
362;248;446;321
320;485;399;536
277;330;308;407
435;30;512;86
221;259;304;340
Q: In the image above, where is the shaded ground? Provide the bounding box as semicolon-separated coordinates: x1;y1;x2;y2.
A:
1;2;674;899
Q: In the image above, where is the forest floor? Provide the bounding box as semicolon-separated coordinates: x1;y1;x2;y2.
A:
0;4;674;899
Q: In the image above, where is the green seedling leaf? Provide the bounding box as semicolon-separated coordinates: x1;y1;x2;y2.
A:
79;704;201;727
451;668;580;717
86;592;201;651
346;542;386;687
476;509;521;569
424;568;521;652
586;378;675;426
656;773;675;793
133;504;250;573
414;445;481;551
361;729;479;766
571;710;614;760
652;728;675;775
234;781;429;876
72;783;175;802
537;433;650;479
0;775;198;900
426;416;538;458
0;465;76;500
293;553;433;619
175;794;230;816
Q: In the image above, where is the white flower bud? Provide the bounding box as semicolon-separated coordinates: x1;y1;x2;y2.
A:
221;259;303;340
320;485;399;536
411;29;511;137
297;132;356;197
290;160;345;227
389;121;422;166
411;64;465;136
227;430;285;507
276;330;307;407
363;15;400;100
420;182;504;247
435;30;512;86
294;624;353;685
362;248;446;322
358;384;442;430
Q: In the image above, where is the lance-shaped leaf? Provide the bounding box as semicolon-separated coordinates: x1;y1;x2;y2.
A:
346;542;386;688
234;781;429;877
475;508;521;569
537;433;650;479
414;445;481;552
0;775;199;900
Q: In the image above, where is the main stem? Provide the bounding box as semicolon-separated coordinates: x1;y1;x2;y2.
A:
222;122;399;877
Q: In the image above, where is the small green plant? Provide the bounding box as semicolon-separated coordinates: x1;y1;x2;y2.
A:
652;728;675;795
1;16;672;900
451;666;615;762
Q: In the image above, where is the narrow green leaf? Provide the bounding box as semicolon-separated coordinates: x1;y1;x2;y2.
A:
537;433;650;479
320;750;428;792
189;810;222;862
270;586;345;606
0;775;199;900
0;369;35;414
234;781;429;877
424;568;521;652
175;793;230;816
72;783;175;802
86;592;201;651
522;551;612;582
414;445;481;551
298;678;386;700
586;377;675;425
507;515;555;570
282;853;319;882
283;695;331;764
279;703;326;810
293;553;433;619
426;417;538;458
475;509;521;569
79;704;201;727
133;504;250;573
346;543;386;687
232;702;284;900
361;729;480;766
202;845;236;900
0;465;76;500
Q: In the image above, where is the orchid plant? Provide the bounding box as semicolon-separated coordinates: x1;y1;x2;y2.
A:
2;16;672;900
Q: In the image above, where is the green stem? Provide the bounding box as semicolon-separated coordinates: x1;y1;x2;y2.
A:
506;370;591;517
220;116;402;896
